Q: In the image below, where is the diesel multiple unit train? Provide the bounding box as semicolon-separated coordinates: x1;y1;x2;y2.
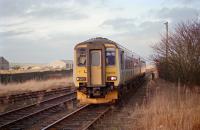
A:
73;37;146;104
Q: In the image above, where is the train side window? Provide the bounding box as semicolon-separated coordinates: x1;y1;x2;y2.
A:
106;48;115;66
77;48;86;66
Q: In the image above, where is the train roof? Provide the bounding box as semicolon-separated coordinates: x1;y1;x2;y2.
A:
75;37;145;60
75;37;118;48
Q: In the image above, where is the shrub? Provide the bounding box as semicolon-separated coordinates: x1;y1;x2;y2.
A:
153;20;200;85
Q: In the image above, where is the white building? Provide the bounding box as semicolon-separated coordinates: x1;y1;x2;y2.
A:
0;57;9;70
49;60;73;70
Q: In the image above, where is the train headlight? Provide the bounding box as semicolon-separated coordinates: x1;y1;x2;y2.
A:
107;76;117;81
76;77;86;81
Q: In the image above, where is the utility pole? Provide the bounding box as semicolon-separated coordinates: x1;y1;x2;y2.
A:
164;22;168;60
164;22;169;80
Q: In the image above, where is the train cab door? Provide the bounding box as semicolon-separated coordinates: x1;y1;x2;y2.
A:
90;50;102;86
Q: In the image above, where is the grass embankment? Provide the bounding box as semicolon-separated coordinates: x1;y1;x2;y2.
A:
133;80;200;130
0;77;73;97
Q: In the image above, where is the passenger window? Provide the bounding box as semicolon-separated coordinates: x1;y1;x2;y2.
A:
91;51;100;66
106;48;115;66
77;48;86;66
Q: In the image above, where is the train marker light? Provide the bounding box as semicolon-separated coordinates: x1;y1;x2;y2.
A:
107;76;117;81
76;77;86;81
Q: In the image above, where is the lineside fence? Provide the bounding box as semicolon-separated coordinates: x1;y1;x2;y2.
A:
0;69;72;84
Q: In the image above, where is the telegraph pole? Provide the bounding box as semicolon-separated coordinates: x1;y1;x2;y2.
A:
164;22;168;60
164;22;169;80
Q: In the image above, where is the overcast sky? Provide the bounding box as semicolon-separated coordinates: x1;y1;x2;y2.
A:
0;0;199;63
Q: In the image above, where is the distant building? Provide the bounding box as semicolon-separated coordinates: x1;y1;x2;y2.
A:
64;60;73;70
0;57;9;70
49;60;73;70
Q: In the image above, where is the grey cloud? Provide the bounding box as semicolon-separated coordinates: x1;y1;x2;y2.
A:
26;6;88;20
0;0;88;20
101;17;162;38
74;0;106;7
101;18;135;31
0;0;32;17
0;29;34;38
154;7;199;23
139;21;163;34
0;20;29;27
114;21;162;40
172;0;200;4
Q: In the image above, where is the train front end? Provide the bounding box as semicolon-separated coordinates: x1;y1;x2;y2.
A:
73;38;120;104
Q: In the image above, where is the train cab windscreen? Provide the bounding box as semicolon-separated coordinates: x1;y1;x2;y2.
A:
106;48;115;65
77;48;86;66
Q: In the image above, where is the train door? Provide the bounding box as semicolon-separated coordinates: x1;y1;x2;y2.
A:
90;50;102;85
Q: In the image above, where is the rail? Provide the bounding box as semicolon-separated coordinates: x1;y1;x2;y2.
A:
41;104;110;130
0;90;76;129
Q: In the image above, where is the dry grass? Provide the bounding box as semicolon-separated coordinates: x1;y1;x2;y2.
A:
132;79;200;130
0;77;73;96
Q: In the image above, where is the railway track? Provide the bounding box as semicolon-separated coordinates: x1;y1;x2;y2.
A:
0;86;73;104
37;77;145;130
41;104;111;130
0;90;76;129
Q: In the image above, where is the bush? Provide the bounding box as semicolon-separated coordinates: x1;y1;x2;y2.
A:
153;20;200;85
